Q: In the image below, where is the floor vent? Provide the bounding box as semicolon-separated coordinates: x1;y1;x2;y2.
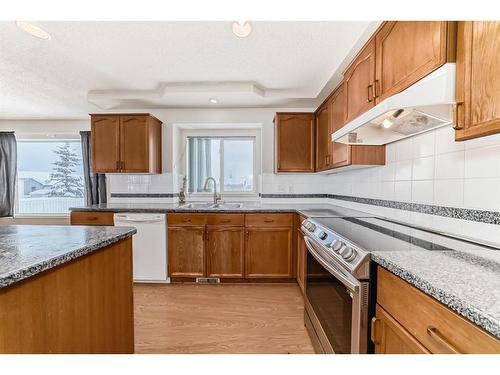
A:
196;277;221;284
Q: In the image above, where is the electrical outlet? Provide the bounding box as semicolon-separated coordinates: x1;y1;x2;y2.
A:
277;185;285;193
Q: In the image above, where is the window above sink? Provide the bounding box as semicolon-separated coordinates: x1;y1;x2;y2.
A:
186;135;258;196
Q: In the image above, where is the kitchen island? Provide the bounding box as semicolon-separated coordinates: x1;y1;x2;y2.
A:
0;225;136;354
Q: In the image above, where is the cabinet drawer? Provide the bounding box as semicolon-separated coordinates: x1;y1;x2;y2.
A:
167;213;206;226
206;214;244;226
377;266;500;353
245;213;294;227
70;211;114;226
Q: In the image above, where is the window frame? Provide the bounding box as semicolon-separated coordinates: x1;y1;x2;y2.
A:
14;136;85;218
183;130;260;198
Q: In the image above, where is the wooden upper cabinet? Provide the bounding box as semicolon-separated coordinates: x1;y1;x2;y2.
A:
120;115;150;173
315;102;331;171
91;113;162;173
91;115;120;172
375;21;453;103
329;83;351;168
455;21;500;141
344;38;376;123
275;113;315;172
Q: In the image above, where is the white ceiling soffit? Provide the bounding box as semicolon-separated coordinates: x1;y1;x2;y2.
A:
0;21;381;118
87;81;320;109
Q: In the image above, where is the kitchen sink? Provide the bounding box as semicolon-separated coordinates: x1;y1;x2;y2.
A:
211;202;244;209
178;202;213;209
178;202;245;209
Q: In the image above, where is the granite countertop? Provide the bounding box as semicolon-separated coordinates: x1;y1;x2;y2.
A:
69;201;500;338
69;202;318;214
357;219;500;339
0;225;136;289
68;202;378;218
372;247;500;339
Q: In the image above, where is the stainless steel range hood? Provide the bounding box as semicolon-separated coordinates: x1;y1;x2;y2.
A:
332;63;456;145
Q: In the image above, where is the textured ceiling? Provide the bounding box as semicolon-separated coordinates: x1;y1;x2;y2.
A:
0;21;378;119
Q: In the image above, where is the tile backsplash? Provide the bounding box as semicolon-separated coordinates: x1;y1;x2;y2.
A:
325;125;500;212
106;124;500;244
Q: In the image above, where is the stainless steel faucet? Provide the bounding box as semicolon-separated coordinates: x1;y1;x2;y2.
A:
203;177;221;205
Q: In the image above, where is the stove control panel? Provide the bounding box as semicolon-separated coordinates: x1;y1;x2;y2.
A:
301;218;369;272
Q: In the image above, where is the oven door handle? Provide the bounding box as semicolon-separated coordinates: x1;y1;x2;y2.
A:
304;236;360;293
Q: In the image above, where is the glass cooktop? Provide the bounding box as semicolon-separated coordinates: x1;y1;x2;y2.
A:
300;205;376;218
312;216;500;255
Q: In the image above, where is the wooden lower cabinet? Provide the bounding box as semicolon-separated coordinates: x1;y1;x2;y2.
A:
168;226;205;278
70;211;114;226
206;226;244;278
374;266;500;353
0;238;134;354
168;213;295;282
372;305;430;354
245;227;293;278
296;223;306;294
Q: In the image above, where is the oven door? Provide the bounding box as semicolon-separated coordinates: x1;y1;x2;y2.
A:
303;235;369;354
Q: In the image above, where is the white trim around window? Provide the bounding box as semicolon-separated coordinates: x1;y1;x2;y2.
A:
180;128;262;199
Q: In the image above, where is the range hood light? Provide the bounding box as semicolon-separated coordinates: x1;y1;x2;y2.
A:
331;64;456;145
382;119;393;129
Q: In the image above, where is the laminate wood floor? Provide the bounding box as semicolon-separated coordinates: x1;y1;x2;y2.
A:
133;283;314;354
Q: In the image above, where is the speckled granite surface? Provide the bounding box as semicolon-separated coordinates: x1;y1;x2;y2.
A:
354;219;500;339
68;202;376;217
0;225;136;289
70;202;305;213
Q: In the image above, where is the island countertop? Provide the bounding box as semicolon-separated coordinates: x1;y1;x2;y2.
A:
0;225;136;289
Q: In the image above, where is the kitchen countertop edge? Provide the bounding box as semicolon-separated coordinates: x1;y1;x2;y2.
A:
371;253;500;339
0;227;137;290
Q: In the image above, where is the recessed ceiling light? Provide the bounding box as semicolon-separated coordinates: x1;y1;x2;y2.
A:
16;21;51;40
232;21;252;38
209;98;218;104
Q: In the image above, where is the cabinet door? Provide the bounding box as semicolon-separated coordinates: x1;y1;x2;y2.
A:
372;305;430;354
206;226;244;278
296;228;306;294
330;83;351;168
315;103;331;171
375;21;450;103
455;21;500;141
91;115;120;172
344;39;376;123
120;115;150;172
245;227;293;278
70;211;114;226
168;226;205;278
275;113;315;172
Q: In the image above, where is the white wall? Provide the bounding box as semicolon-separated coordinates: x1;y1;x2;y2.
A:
0;119;89;135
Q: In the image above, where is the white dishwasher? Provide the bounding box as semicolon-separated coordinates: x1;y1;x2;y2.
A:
114;213;169;283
